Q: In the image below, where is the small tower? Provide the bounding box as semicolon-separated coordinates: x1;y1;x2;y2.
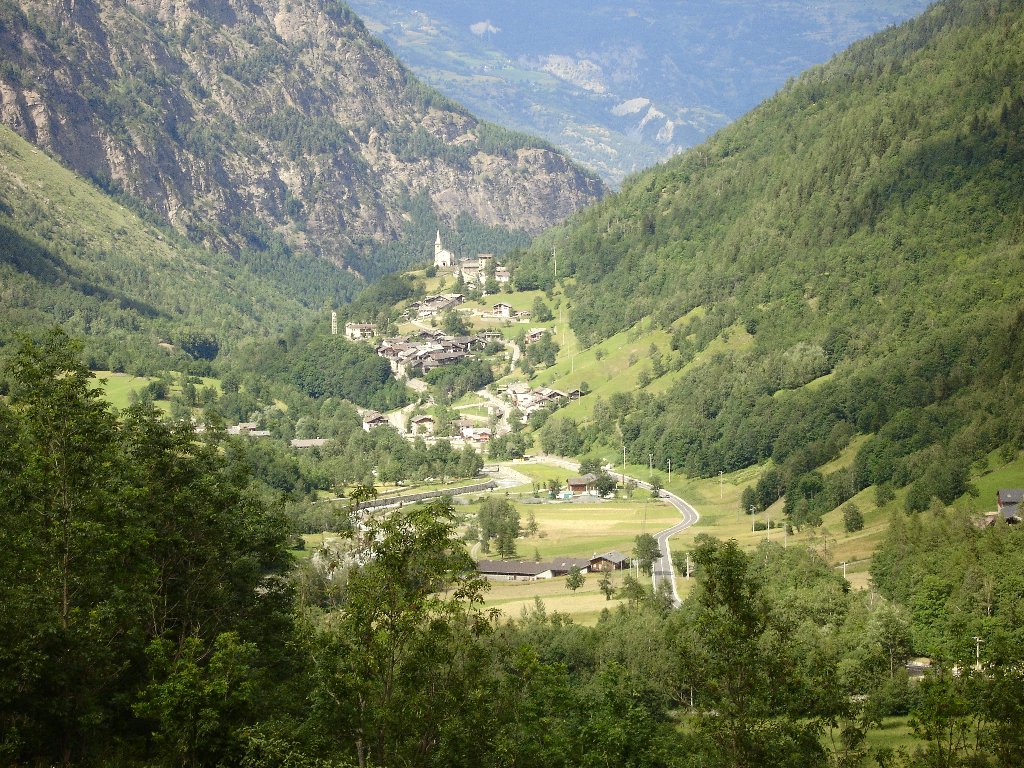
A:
331;311;338;335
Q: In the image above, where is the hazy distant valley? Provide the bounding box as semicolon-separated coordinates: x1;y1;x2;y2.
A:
347;0;931;184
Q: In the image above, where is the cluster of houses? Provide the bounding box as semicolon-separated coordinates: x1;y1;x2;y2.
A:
500;382;584;418
476;550;629;581
361;410;494;445
433;231;512;287
405;292;467;320
376;330;486;378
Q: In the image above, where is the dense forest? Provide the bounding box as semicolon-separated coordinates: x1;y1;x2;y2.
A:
510;0;1024;513
2;333;1023;767
0;124;357;380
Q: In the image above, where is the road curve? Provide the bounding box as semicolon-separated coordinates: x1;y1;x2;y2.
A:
534;455;701;606
651;491;700;606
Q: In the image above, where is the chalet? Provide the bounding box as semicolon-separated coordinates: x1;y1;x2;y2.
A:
361;412;390;432
548;557;592;576
480;331;504;343
448;335;483;352
461;426;492;443
515;310;533;322
417;294;465;318
524;328;547;344
495;266;511;285
227;422;259;435
567;388;583;400
506;382;532;404
416;328;447;342
422;350;467;374
410;415;436;435
460;260;482;285
476;560;553;581
567;473;598;496
344;322;377;340
590;551;630;572
493;302;513;319
536;387;567;403
291;438;329;449
996;489;1023;523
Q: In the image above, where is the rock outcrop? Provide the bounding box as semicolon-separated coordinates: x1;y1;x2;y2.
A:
0;0;605;273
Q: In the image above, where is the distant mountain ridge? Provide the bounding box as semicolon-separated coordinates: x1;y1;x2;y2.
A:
0;0;604;278
347;0;931;185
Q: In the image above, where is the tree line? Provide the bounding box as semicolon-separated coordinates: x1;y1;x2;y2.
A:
3;332;1023;767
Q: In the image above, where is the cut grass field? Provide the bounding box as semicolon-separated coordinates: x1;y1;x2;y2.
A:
463;487;685;625
482;569;656;626
93;371;223;414
94;371;160;410
514;498;681;560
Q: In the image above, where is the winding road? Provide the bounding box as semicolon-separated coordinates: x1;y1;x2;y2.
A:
650;490;700;606
535;454;701;606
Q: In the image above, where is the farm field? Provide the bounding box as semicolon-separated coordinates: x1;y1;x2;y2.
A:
466;489;685;624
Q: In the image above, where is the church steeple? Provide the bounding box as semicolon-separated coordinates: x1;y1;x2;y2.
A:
434;229;454;268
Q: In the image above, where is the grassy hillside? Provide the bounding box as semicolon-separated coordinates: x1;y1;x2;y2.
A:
504;0;1024;518
0;125;323;373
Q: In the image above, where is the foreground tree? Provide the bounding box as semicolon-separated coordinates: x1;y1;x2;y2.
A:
0;330;293;766
685;535;831;768
566;565;586;592
304;498;492;767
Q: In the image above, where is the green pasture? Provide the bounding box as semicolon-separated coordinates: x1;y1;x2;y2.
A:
482;569;644;626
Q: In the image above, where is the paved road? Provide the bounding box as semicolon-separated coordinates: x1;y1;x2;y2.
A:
532;455;701;606
650;491;700;606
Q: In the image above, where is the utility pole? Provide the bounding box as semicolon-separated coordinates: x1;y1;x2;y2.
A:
766;507;770;541
649;453;653;477
974;636;983;671
719;471;723;499
751;505;756;533
622;444;626;485
668;458;672;484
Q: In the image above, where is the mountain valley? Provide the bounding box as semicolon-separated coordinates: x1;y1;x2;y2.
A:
2;1;1024;766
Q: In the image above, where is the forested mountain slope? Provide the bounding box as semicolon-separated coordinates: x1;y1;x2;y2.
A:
0;0;603;278
513;0;1024;508
0;124;329;372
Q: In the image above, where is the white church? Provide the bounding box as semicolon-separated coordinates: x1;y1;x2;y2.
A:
434;230;511;287
434;230;455;269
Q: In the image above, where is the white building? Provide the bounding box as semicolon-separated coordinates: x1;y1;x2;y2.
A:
434;230;455;269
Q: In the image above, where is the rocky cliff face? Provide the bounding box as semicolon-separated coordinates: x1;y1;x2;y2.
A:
0;0;604;273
